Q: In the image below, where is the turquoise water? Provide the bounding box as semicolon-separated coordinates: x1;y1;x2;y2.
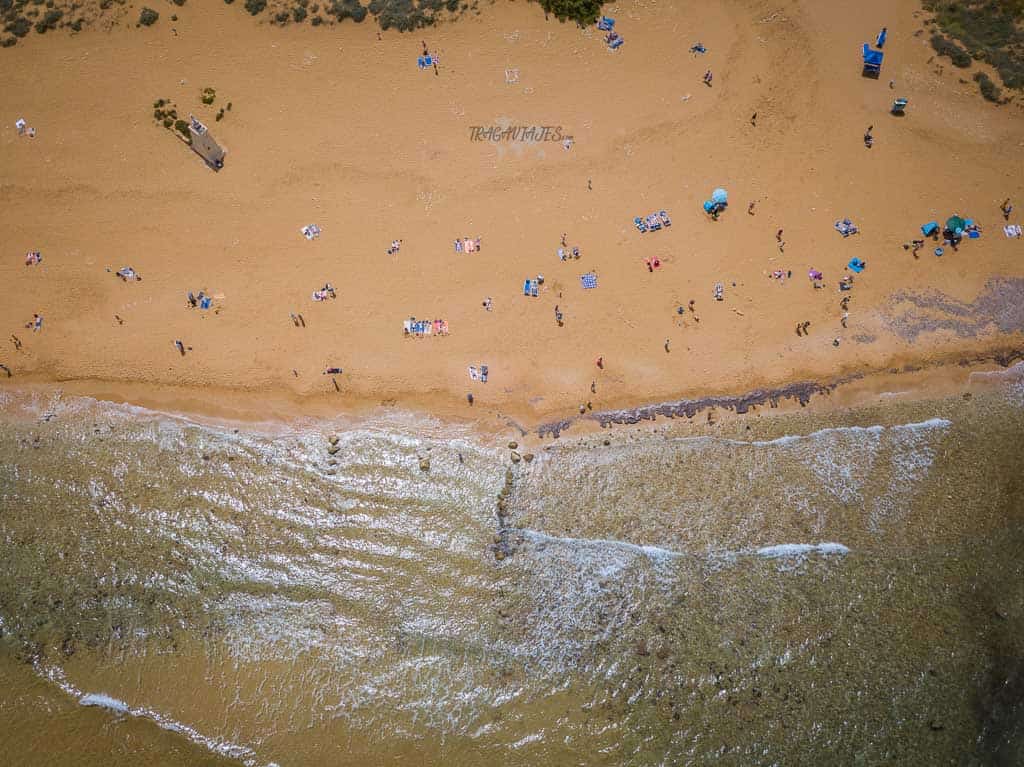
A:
0;372;1022;765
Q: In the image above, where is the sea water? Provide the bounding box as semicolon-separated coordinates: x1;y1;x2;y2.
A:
0;373;1022;766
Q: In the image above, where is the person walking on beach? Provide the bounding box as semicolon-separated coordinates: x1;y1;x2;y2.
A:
174;339;185;356
1001;198;1013;220
595;356;604;369
591;380;596;394
776;229;783;243
703;70;713;86
467;392;474;406
11;335;22;350
664;338;671;353
748;201;756;215
841;312;849;328
750;112;757;126
863;125;874;148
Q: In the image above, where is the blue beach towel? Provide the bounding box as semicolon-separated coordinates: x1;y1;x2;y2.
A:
523;279;530;296
581;273;598;289
847;258;865;273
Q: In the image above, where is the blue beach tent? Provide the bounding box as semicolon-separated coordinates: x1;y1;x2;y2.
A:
862;43;884;77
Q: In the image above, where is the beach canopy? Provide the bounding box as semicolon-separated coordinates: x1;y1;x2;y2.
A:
946;215;966;233
711;188;728;205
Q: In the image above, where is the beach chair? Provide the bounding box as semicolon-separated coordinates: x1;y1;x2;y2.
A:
530;280;539;297
891;97;908;115
597;16;614;31
862;43;884;78
713;282;724;301
647;214;662;231
609;37;624;50
634;216;648;233
921;221;939;237
417;56;426;69
659;210;672;226
480;365;489;383
523;279;531;296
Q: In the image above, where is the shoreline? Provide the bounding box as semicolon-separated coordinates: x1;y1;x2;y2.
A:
3;340;1021;445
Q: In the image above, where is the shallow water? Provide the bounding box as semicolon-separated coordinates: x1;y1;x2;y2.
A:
0;376;1022;765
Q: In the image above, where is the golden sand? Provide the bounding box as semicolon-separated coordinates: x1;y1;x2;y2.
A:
1;0;1022;429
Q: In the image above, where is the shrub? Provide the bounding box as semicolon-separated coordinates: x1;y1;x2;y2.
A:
1;35;15;47
6;16;31;36
327;0;365;23
243;0;265;14
70;17;82;30
215;108;224;121
223;0;234;4
171;0;185;5
974;71;1002;102
162;117;173;128
174;119;191;141
274;9;288;22
201;87;216;105
292;4;306;21
138;7;158;25
33;7;61;32
930;33;971;67
310;14;321;24
534;0;602;25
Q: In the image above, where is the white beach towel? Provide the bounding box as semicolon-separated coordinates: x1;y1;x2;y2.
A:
468;366;479;381
1004;225;1022;238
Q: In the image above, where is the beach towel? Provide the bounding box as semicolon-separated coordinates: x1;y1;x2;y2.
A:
968;230;980;239
530;280;539;297
468;366;479;381
480;365;488;383
523;279;531;296
581;273;598;289
301;224;321;240
465;239;476;253
1003;225;1022;238
847;258;865;273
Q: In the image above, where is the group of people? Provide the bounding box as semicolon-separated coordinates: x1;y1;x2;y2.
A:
312;283;337;301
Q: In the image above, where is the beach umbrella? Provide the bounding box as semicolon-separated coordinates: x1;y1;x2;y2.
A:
712;188;728;205
946;215;966;233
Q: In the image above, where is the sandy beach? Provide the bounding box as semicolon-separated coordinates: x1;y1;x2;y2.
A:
2;0;1023;431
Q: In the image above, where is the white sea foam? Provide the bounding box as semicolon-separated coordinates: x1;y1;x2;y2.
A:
34;661;262;766
755;543;850;558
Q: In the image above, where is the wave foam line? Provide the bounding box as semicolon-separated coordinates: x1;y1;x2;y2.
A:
34;660;262;766
520;530;850;561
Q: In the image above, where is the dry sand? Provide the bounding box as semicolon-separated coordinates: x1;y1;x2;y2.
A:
1;0;1022;431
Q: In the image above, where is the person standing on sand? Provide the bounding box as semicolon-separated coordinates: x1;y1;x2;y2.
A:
703;70;713;86
591;380;596;394
776;229;783;242
588;178;592;191
11;335;22;350
1001;199;1013;220
748;201;756;215
750;112;757;126
467;392;474;406
595;356;604;369
664;338;671;353
175;340;185;356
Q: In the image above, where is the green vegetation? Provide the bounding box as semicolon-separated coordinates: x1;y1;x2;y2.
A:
243;0;265;14
5;16;31;36
533;0;603;25
924;0;1024;90
326;0;367;23
171;0;186;5
174;118;192;142
974;70;1003;101
33;7;61;33
201;86;216;105
138;7;159;25
292;4;306;21
930;33;972;67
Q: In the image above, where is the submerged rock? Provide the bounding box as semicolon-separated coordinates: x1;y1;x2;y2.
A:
522;453;534;463
508;441;518;450
510;451;521;463
419;457;430;472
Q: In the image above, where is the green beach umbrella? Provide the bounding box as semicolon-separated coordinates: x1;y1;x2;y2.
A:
946;215;966;233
